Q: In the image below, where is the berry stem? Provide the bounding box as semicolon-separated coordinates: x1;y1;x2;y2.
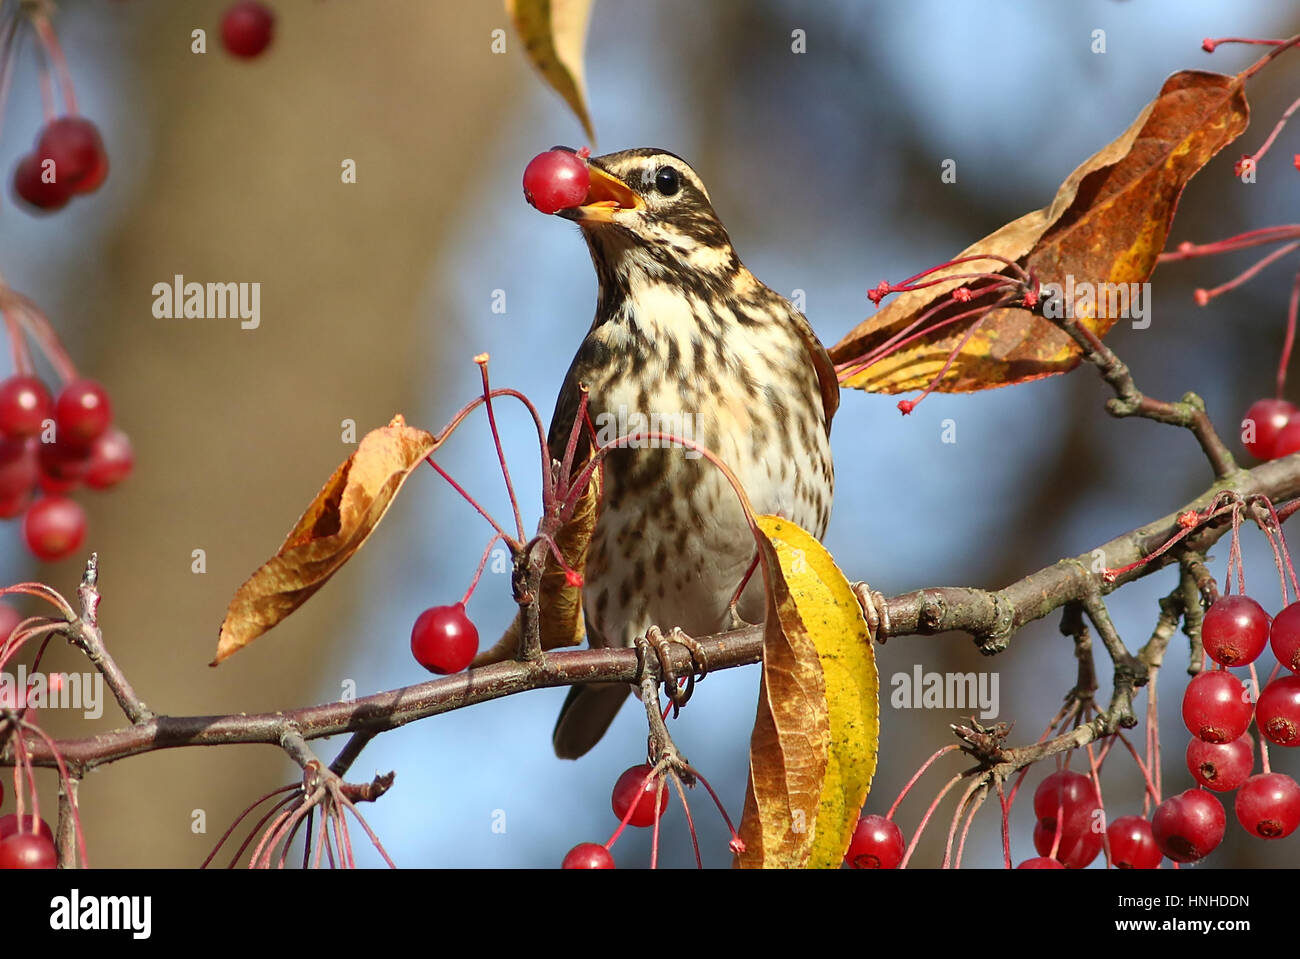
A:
996;779;1012;869
29;12;76;116
200;784;299;868
1239;32;1300;82
1247;90;1300;172
1249;661;1271;776
886;743;960;820
836;279;1018;381
1160;225;1300;262
899;771;963;869
942;777;985;868
17;720;86;867
1281;266;1300;397
474;357;526;544
692;768;744;853
0;15;22;147
1194;241;1300;306
665;769;703;869
458;533;503;608
425;457;518;553
897;293;1018;414
1114;731;1162;808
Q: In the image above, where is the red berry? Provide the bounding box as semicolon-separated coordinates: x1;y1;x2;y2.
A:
12;153;73;212
1032;818;1102;869
84;428;133;489
844;814;905;869
221;1;276;58
1201;595;1270;666
0;832;57;869
611;763;669;827
1186;733;1254;792
0;814;54;842
0;489;29;519
1234;772;1300;839
35;117;108;194
54;379;112;446
1016;856;1065;869
1255;674;1300;747
523;149;590;215
1181;669;1253;743
1107;815;1162;869
1242;398;1299;459
1270;600;1300;672
22;496;87;562
38;435;92;484
1274;419;1300;458
409;603;478;674
561;842;614;869
0;376;52;439
0;437;38;499
1151;789;1225;862
1032;770;1100;832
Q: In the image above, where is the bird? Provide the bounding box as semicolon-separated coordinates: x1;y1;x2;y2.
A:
546;147;840;759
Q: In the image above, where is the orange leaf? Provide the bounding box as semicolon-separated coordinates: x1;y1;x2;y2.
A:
833;70;1250;394
212;415;439;665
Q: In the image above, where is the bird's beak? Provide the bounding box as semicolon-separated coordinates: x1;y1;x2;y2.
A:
558;162;644;224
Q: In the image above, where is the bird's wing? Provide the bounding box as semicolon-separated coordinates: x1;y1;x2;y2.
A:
788;307;840;432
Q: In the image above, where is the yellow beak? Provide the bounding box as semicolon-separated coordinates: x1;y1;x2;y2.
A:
558;163;645;223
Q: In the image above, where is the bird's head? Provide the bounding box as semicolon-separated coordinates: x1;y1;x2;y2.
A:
556;147;738;279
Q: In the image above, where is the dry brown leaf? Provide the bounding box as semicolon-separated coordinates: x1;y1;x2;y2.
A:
471;457;602;666
734;523;829;869
212;415;439;665
507;0;596;141
833;70;1250;394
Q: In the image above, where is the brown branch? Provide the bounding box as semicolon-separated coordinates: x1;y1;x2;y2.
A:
6;446;1300;776
1050;313;1239;480
66;554;153;725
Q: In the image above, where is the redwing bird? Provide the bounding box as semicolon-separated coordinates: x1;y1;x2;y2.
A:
546;147;841;759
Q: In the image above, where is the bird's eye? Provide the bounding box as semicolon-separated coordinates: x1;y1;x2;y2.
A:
654;166;680;196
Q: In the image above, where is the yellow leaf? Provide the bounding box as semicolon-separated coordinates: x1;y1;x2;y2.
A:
506;0;596;141
734;516;879;868
212;415;439;665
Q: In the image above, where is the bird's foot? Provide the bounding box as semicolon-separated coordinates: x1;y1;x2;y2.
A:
637;624;708;711
851;582;890;640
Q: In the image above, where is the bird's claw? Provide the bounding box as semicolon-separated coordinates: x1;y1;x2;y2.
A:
851;582;890;640
637;624;708;712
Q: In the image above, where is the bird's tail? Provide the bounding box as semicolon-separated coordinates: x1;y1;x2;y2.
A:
552;683;632;759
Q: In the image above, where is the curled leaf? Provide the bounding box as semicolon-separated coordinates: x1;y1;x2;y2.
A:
212;415;439;665
833;69;1250;394
507;0;596;141
735;516;879;868
472;455;602;665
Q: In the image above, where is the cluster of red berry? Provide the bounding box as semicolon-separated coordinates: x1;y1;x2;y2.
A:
11;116;108;214
0;374;131;561
1175;594;1300;847
562;763;674;868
